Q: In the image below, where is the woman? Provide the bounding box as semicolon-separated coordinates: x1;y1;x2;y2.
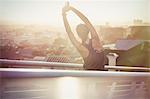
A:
62;4;106;70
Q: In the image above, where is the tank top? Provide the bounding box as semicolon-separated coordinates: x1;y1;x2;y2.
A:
82;39;106;70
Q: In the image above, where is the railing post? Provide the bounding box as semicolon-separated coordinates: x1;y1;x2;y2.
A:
106;53;119;71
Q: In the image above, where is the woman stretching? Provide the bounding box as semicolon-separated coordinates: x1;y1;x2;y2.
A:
62;3;106;70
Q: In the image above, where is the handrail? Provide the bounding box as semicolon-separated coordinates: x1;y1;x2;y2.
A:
0;59;150;71
0;68;150;77
105;65;150;71
0;59;83;68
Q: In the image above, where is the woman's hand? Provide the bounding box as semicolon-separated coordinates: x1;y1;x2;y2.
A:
62;1;71;15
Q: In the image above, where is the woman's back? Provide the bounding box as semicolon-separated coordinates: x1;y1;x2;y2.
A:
82;39;106;70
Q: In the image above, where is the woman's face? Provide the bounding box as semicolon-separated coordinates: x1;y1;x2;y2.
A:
76;24;89;42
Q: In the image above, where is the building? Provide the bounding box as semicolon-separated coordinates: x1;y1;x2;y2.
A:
99;26;126;44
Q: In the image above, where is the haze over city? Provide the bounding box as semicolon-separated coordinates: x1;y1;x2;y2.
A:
0;0;149;27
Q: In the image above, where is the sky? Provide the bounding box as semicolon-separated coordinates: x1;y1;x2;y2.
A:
0;0;149;26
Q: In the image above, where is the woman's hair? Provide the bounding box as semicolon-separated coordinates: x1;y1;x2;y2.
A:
76;24;90;41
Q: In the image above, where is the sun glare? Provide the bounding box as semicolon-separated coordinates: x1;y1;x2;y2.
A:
57;77;80;99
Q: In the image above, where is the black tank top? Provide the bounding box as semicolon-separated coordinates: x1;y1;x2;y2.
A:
82;39;106;70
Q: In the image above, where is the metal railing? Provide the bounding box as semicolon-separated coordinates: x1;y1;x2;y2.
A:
0;59;83;69
0;68;150;78
0;59;150;72
105;65;150;72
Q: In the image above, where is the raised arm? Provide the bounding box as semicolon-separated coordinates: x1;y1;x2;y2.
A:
70;7;99;40
62;12;80;48
62;5;89;58
70;6;103;51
